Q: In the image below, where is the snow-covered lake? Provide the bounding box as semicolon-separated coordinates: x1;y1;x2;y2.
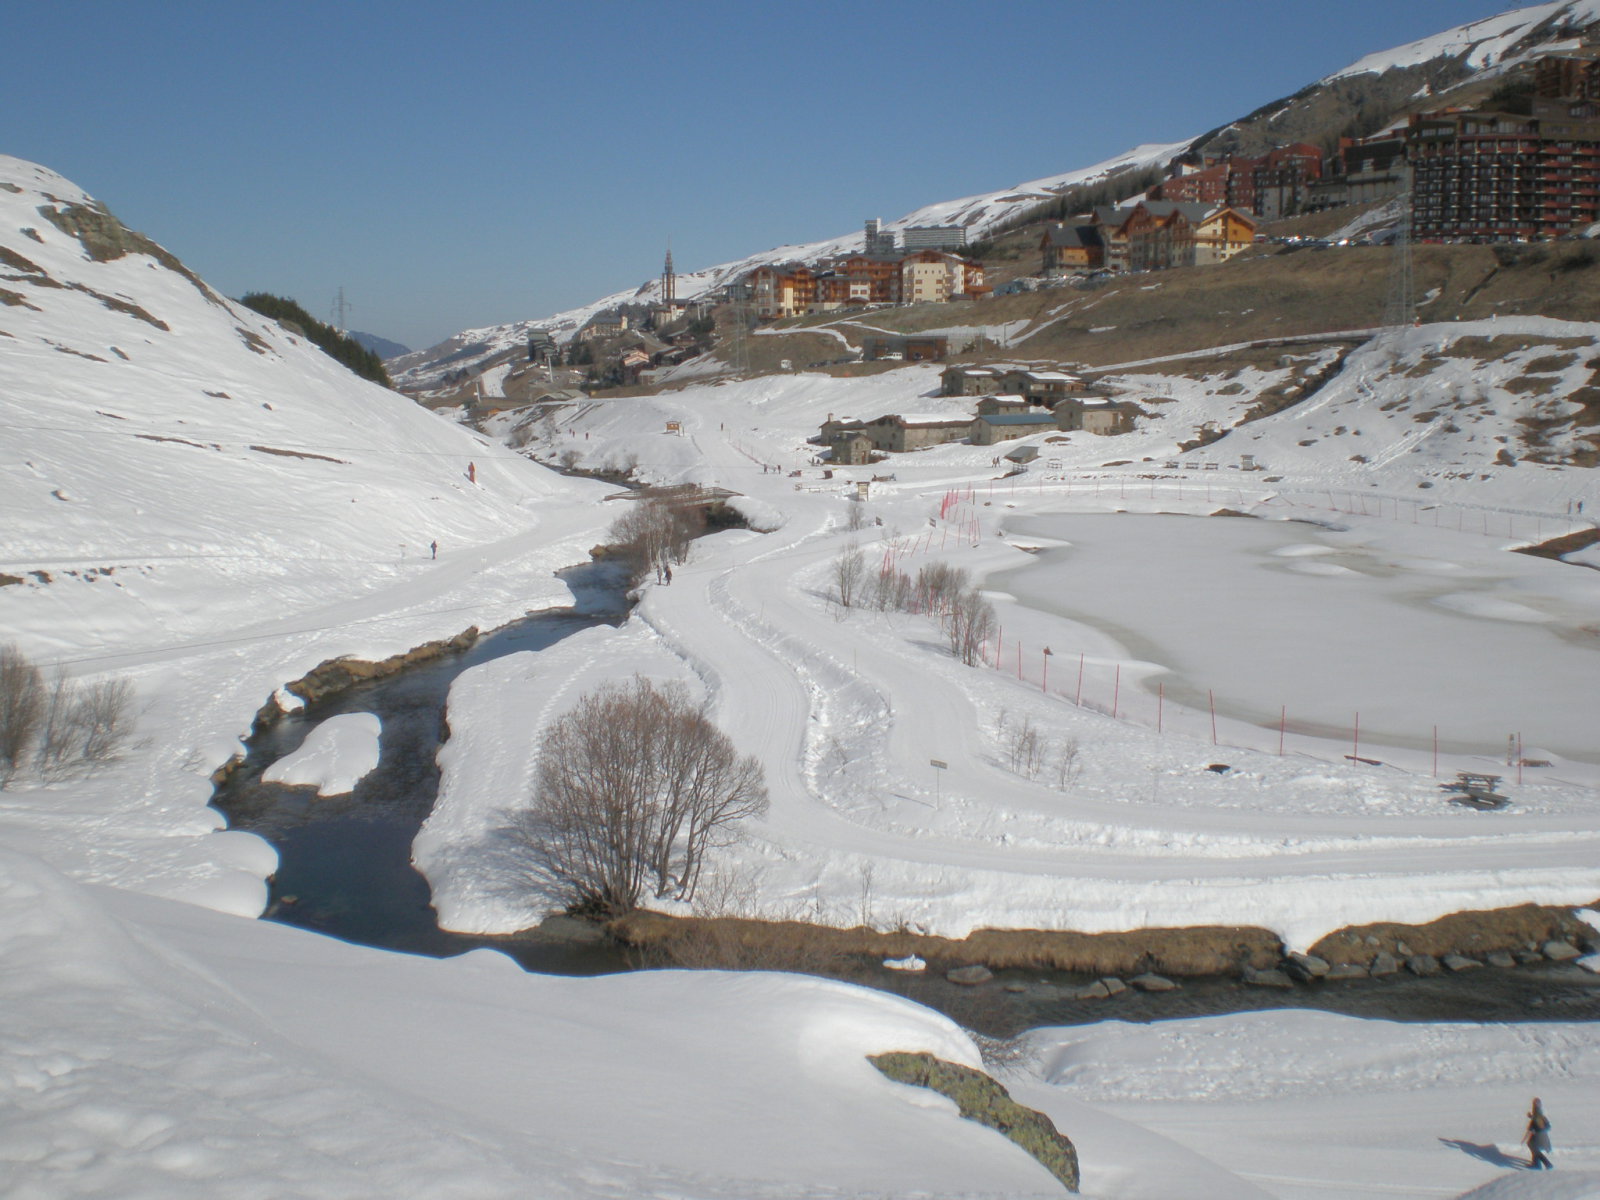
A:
994;513;1600;762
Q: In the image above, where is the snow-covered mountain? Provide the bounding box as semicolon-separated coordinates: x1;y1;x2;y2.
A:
387;139;1190;390
0;154;586;661
391;0;1600;391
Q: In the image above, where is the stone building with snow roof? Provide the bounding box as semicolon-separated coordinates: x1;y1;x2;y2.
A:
970;411;1058;445
859;413;971;453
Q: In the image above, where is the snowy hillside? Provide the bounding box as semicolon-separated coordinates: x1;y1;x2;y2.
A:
1326;0;1600;81
0;153;617;912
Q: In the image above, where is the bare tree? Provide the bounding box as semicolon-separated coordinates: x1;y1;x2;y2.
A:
1053;737;1082;790
845;499;869;532
944;587;996;666
609;495;704;583
508;677;767;915
832;543;866;608
915;562;968;616
0;643;44;786
74;679;136;763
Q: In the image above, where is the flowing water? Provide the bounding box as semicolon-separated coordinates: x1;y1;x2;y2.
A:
212;565;1600;1036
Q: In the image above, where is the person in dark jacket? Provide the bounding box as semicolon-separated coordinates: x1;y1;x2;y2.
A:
1524;1097;1553;1169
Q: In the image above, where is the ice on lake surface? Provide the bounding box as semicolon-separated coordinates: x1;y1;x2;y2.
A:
995;513;1600;761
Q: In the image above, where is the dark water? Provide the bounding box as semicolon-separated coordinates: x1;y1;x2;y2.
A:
212;563;1600;1034
212;562;631;975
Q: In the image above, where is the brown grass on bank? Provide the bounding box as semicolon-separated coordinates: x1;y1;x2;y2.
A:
1311;902;1600;965
608;910;1283;976
610;898;1600;978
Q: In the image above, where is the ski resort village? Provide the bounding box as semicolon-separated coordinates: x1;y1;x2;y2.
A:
6;3;1600;1198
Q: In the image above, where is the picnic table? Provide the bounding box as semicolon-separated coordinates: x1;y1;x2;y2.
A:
1441;771;1509;810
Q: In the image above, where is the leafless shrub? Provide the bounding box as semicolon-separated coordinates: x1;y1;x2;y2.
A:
915;561;968;615
0;645;135;784
1053;737;1082;790
832;543;866;608
1003;713;1045;779
74;679;135;762
608;496;704;582
505;677;767;916
0;643;44;786
845;499;869;531
34;669;79;777
944;587;996;666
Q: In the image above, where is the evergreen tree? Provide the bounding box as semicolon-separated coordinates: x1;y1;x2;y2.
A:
237;293;393;388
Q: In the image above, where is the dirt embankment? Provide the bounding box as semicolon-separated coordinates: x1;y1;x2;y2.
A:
609;901;1600;980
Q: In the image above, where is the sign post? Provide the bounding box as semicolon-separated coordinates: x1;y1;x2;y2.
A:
929;758;947;803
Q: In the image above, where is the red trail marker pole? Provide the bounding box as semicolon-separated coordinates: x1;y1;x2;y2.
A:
1279;706;1286;756
1112;665;1121;719
1432;725;1438;779
1353;711;1360;761
1076;654;1084;706
1209;689;1217;745
1158;682;1164;734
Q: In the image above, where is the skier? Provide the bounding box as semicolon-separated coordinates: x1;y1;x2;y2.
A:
1523;1097;1553;1170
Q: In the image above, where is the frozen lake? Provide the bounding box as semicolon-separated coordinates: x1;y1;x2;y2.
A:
993;512;1600;763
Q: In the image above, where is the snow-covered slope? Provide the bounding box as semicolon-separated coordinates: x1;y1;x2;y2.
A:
0;154;616;913
1326;0;1600;81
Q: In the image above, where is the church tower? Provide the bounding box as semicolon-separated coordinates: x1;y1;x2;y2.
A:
662;243;676;307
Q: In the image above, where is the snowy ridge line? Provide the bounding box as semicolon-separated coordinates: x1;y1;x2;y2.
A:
1089;327;1387;374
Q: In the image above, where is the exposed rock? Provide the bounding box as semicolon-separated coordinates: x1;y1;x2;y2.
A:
1442;954;1483;972
1243;966;1295;988
871;1052;1079;1192
1326;963;1369;980
1515;948;1545;964
1098;977;1127;996
1396;941;1414;958
1129;972;1179;992
1369;952;1400;976
1486;950;1517;968
1406;954;1442;977
946;964;993;986
1285;952;1330;980
1072;981;1111;1001
1542;940;1582;961
1003;982;1028;994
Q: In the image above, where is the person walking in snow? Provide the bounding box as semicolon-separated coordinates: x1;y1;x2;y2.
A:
1523;1097;1553;1169
430;540;438;560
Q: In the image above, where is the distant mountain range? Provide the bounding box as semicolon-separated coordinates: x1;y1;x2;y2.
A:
349;330;410;360
391;0;1600;391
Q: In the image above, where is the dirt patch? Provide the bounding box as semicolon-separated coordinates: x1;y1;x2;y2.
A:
1524;353;1578;375
0;288;40;310
1504;374;1562;396
1514;527;1600;565
1438;334;1593;360
136;434;217;451
248;445;347;464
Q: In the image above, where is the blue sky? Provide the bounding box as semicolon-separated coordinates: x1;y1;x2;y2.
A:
9;0;1522;350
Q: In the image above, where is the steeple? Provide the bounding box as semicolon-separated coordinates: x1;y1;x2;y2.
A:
662;241;676;306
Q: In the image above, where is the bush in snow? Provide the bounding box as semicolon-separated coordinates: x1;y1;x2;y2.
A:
0;643;135;786
506;677;767;915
